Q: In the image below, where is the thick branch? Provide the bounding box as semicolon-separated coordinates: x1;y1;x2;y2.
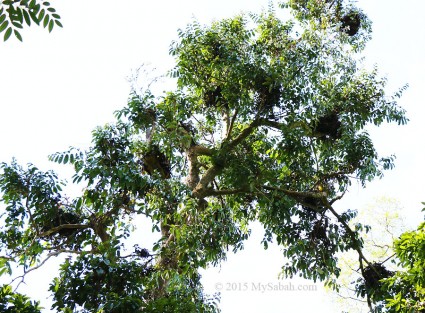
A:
186;149;201;190
226;118;261;149
191;145;214;156
225;109;239;140
358;256;373;311
186;145;214;190
263;186;325;198
205;188;248;197
258;118;285;130
263;185;328;212
39;224;90;237
192;165;222;198
192;119;262;197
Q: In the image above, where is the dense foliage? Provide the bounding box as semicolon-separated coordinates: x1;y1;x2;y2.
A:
0;0;411;312
0;285;42;312
0;0;61;41
380;208;425;312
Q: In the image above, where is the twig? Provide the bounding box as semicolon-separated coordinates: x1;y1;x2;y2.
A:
12;248;91;291
225;108;239;140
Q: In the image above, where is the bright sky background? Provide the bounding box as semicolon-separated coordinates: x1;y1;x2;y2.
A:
0;1;424;312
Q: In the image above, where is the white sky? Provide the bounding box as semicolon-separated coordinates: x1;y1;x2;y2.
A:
0;1;424;312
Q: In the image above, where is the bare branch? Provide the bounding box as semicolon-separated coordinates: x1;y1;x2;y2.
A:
381;253;396;265
330;190;346;205
335;292;368;303
324;202;372;268
12;248;94;291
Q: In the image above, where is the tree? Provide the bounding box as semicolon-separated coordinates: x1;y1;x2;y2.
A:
0;0;61;41
378;204;425;312
0;284;42;313
0;0;407;312
327;198;408;312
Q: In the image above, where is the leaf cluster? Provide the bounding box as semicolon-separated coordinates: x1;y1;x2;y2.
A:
0;284;42;313
0;0;61;41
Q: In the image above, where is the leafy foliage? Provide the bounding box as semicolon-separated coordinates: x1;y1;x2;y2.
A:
0;284;42;312
0;0;408;311
0;0;62;41
379;213;425;312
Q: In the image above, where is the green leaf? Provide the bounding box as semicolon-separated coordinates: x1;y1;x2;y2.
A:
11;21;23;29
54;19;62;28
0;14;6;25
47;7;56;13
33;3;41;13
42;1;51;5
15;7;23;24
37;8;45;22
0;20;9;33
14;30;22;42
63;154;69;164
48;18;53;32
22;10;31;26
43;14;49;28
4;27;12;41
76;197;83;210
29;11;39;25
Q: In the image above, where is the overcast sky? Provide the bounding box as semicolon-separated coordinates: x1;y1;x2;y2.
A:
0;1;424;312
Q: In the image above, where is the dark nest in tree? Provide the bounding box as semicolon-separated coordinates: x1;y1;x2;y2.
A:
204;86;223;107
134;245;151;258
310;220;329;242
340;11;361;36
363;262;394;290
40;209;81;237
255;85;282;115
210;41;222;59
314;111;341;140
300;195;326;213
142;145;171;179
252;72;281;117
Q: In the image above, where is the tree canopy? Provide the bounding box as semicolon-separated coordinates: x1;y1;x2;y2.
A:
0;0;413;312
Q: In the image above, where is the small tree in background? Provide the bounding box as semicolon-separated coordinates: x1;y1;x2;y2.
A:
327;198;408;312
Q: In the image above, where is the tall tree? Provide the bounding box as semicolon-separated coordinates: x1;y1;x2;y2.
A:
0;0;407;311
